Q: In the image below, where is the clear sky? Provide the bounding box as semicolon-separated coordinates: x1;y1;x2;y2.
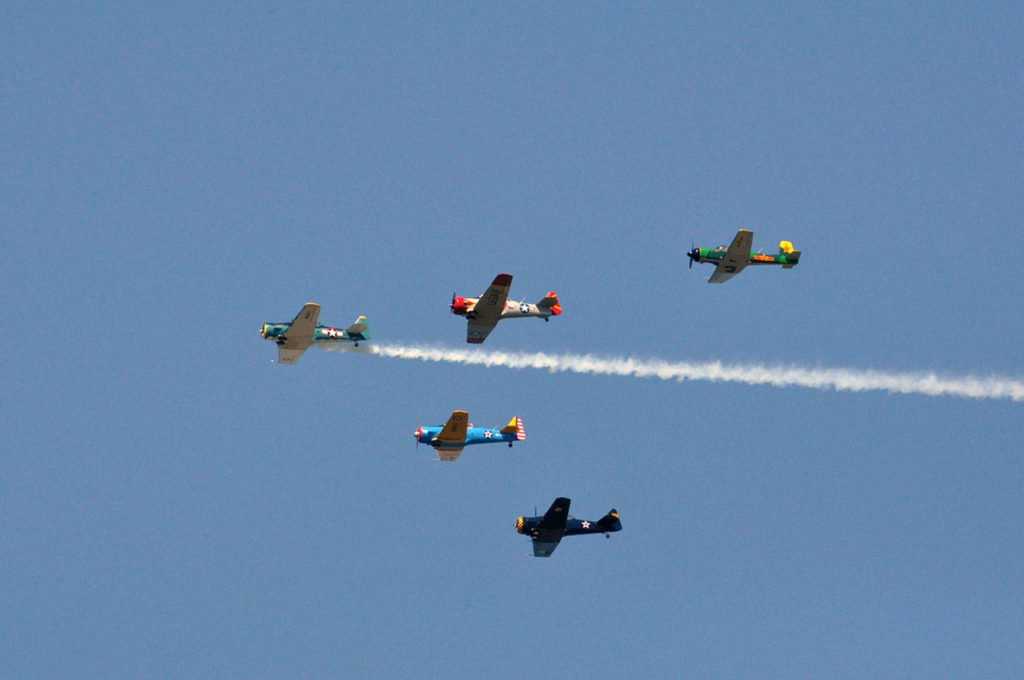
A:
4;3;1022;678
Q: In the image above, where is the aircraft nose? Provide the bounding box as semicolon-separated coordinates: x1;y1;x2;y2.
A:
687;247;700;269
414;426;422;441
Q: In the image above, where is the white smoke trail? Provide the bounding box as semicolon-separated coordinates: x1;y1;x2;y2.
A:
350;343;1024;402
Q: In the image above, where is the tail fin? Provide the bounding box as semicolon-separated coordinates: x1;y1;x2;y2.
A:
500;416;526;440
537;292;561;316
779;242;800;268
346;315;370;339
598;509;622;533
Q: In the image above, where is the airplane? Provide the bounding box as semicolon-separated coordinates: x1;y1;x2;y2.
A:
515;497;622;557
414;410;525;462
262;303;370;364
687;229;801;283
450;273;561;344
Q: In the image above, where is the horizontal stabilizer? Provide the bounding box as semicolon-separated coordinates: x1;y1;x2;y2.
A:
500;417;526;440
346;315;370;338
537;292;561;315
783;251;801;268
598;509;622;533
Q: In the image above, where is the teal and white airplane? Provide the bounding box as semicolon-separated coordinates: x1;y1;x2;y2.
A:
415;410;525;462
262;302;369;364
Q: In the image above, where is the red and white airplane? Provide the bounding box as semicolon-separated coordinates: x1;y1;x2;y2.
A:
450;273;561;344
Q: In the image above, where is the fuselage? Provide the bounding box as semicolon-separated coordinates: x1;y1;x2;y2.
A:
690;246;798;267
414;425;519;449
261;323;366;345
515;514;622;537
451;297;558;320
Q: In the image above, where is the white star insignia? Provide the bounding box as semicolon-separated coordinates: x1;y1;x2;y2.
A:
581;521;590;529
484;431;492;438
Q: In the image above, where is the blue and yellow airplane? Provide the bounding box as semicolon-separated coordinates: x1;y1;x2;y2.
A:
262;302;370;364
415;410;525;462
516;497;622;557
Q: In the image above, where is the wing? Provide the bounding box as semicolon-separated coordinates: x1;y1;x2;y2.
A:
277;347;307;364
282;303;320;348
532;540;561;557
530;498;570;556
467;319;498;344
277;303;321;363
435;411;469;446
536;497;571;543
437;447;464;462
709;230;753;283
466;274;512;343
707;266;738;284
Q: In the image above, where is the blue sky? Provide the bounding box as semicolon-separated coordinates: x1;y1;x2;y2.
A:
4;4;1022;678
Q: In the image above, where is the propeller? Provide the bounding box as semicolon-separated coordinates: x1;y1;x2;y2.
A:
688;242;699;269
450;292;456;314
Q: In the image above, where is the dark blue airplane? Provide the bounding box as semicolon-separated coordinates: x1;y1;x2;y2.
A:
515;497;622;557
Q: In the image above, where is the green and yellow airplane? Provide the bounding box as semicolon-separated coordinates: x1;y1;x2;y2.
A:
688;229;800;283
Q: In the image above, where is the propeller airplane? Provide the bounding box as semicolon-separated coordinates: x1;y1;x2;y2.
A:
415;410;525;462
516;497;622;557
262;303;370;364
450;273;561;344
688;229;800;283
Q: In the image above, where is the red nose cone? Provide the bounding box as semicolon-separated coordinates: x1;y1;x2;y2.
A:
451;297;468;315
